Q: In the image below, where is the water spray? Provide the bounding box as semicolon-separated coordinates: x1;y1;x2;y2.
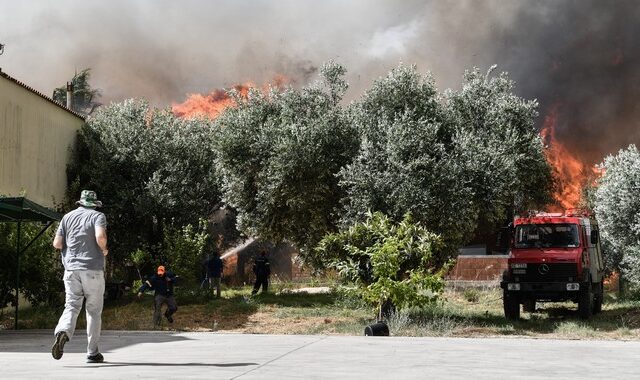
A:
220;238;255;260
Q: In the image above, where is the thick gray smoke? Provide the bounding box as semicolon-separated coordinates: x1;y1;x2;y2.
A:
483;0;640;164
1;0;637;162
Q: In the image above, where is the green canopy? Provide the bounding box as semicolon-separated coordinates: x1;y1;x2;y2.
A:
0;197;62;222
0;197;61;329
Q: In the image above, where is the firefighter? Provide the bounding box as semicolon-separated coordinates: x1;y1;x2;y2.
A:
205;251;224;298
137;266;178;326
251;251;271;295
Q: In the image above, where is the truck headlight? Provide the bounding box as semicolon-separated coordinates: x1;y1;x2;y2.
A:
566;283;580;291
507;283;521;291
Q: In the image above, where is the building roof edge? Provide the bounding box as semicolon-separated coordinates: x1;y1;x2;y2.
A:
0;68;86;121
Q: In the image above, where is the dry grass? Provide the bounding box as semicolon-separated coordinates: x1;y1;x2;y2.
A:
384;288;640;340
3;285;640;340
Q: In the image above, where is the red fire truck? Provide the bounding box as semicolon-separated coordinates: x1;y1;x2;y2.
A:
500;210;605;320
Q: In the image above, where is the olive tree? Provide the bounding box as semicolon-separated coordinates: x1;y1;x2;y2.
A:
214;62;552;271
66;99;221;266
215;62;359;254
594;144;640;285
338;65;552;256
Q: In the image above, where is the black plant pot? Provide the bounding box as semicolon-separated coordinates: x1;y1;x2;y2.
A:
364;321;389;336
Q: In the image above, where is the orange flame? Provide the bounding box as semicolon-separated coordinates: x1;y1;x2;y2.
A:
172;84;251;119
541;105;600;211
172;75;289;119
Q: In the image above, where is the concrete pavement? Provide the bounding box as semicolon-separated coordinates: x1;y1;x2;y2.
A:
1;330;640;379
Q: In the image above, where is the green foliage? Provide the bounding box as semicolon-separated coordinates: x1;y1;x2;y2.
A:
315;211;448;311
215;61;359;253
214;62;552;270
340;65;553;254
130;249;150;281
444;66;554;222
162;219;209;286
66;99;221;267
594;144;640;281
0;222;63;308
131;279;143;295
63;62;552;283
52;68;102;116
130;248;149;268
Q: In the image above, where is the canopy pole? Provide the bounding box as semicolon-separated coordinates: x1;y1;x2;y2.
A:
20;221;53;255
14;221;21;330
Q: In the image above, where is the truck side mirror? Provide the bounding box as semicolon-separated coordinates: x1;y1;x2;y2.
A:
590;230;599;245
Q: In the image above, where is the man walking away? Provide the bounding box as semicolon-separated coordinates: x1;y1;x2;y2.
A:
137;266;178;326
206;252;223;298
252;250;270;295
51;190;108;363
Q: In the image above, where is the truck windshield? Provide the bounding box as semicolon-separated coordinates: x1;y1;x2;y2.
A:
514;224;580;248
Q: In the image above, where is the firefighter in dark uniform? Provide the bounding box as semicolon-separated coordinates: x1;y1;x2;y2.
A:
252;251;271;295
205;252;224;298
137;265;178;326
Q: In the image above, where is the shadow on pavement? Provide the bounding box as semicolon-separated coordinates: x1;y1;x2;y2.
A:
0;330;194;353
64;362;258;368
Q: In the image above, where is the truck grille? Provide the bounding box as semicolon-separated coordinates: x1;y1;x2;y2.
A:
516;263;578;282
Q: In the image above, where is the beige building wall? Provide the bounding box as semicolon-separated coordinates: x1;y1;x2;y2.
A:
0;73;84;208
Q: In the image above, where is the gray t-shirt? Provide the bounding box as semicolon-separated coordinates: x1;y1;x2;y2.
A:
56;206;107;271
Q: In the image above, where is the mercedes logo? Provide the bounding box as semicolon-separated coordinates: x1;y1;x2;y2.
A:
538;264;550;275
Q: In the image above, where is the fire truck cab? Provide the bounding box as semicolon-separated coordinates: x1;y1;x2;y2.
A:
500;210;605;320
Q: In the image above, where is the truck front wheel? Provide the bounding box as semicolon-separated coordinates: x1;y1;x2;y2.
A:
523;299;536;313
503;290;520;320
593;281;604;314
578;282;594;320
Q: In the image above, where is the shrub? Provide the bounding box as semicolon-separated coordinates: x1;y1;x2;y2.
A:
315;211;450;316
161;219;208;286
0;222;63;308
130;248;151;281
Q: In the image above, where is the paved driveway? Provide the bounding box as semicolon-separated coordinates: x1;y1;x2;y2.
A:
1;331;639;379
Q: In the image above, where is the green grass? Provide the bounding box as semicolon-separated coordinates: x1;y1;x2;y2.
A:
3;285;640;339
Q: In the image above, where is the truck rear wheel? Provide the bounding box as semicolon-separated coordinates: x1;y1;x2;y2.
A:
578;282;594;320
503;290;520;320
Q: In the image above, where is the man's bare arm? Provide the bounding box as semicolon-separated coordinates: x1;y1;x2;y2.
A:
96;226;108;256
53;235;64;250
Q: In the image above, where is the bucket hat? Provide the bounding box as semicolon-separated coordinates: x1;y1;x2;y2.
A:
76;190;103;208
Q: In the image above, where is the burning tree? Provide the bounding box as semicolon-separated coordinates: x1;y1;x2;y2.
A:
172;76;288;119
540;104;604;211
172;85;251;119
